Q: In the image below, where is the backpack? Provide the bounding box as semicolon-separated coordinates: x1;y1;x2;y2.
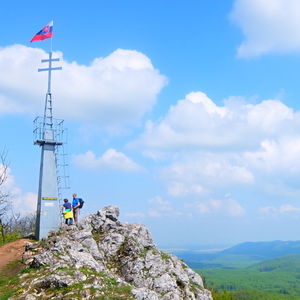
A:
79;198;85;209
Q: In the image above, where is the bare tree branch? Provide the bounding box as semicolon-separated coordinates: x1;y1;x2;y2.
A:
0;148;8;186
0;148;11;243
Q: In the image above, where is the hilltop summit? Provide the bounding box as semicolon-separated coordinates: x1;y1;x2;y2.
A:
13;206;212;299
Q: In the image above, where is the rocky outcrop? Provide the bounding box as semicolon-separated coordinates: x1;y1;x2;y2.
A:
13;206;212;299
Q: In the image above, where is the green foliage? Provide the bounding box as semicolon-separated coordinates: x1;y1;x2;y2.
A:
0;231;21;246
206;254;263;268
209;288;297;300
248;254;300;273
196;254;300;299
210;289;236;300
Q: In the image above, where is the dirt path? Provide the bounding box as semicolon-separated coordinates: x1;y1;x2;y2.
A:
0;239;31;270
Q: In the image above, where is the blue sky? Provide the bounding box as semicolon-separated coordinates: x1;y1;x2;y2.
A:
1;0;300;248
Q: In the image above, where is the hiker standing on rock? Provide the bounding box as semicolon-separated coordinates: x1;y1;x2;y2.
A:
72;193;80;224
62;198;73;225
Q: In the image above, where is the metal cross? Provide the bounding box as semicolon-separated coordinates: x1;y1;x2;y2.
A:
38;52;62;138
38;52;62;95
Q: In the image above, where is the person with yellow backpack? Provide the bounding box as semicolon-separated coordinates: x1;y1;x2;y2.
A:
62;198;73;225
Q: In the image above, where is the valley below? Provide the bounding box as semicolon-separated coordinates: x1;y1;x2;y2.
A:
170;240;300;299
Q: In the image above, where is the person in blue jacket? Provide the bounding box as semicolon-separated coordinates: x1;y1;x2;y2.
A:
72;193;80;224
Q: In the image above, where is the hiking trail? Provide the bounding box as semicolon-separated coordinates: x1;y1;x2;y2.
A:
0;239;30;270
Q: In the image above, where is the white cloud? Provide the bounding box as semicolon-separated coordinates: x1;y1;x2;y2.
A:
260;204;300;215
166;182;205;198
73;148;141;172
13;192;37;215
0;44;167;129
148;210;162;218
125;196;244;220
193;198;245;216
161;155;254;197
147;196;177;218
133;91;300;198
133;92;296;156
245;138;300;174
279;204;300;213
231;0;300;57
124;212;146;218
0;165;21;196
227;199;246;216
148;196;172;212
125;196;182;219
0;165;36;214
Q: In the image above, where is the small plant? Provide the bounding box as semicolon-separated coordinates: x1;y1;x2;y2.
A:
160;252;170;261
139;248;149;258
92;229;107;243
189;280;203;294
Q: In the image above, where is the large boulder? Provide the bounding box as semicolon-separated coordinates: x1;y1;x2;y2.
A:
12;206;212;300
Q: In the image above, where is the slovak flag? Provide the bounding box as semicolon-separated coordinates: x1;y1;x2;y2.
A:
30;21;53;42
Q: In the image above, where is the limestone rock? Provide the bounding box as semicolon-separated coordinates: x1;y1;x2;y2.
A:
12;206;212;299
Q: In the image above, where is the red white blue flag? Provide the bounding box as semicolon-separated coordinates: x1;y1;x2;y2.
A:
30;21;53;42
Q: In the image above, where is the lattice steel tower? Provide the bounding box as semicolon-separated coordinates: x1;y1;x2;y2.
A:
33;52;69;240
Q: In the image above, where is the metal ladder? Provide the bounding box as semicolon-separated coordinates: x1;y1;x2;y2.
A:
54;121;70;222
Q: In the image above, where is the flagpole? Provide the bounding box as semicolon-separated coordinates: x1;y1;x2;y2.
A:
50;20;53;53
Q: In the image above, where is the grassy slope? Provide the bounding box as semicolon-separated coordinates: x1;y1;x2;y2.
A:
0;261;135;299
0;260;25;300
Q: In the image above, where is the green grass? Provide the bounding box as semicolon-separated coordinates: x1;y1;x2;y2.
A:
0;260;134;299
0;260;25;300
43;267;134;299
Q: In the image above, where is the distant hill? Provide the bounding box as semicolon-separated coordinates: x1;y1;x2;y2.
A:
220;240;300;259
248;254;300;273
197;254;300;299
172;240;300;269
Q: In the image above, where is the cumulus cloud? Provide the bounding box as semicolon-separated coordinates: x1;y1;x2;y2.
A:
0;44;167;128
231;0;300;57
0;164;36;214
166;182;205;198
125;196;182;219
13;192;37;215
245;138;300;174
161;154;254;197
260;204;300;215
194;199;245;216
147;196;181;218
124;212;146;218
147;196;173;217
73;148;142;172
133;91;300;198
133;92;296;155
